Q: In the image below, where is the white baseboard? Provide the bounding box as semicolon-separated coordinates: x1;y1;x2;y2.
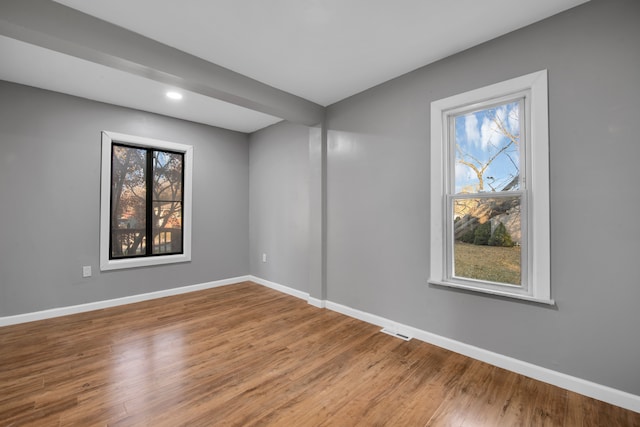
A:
0;275;252;327
324;300;639;413
246;276;325;309
307;297;326;308
248;275;310;301
2;275;638;413
252;277;640;414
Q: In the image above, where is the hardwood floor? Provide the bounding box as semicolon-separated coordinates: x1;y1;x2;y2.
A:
1;281;638;426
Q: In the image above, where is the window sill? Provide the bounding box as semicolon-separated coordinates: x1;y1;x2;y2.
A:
428;279;555;305
100;253;191;271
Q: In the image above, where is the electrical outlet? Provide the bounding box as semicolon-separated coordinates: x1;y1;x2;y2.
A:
82;266;92;278
262;253;267;263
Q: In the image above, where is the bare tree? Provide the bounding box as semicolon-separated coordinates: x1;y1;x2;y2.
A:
111;147;146;256
453;106;521;241
111;148;183;256
151;152;183;232
456;108;520;193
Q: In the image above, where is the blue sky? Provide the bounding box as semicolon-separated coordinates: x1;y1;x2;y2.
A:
454;101;520;194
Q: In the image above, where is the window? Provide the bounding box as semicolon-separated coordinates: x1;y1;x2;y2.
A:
429;70;552;304
100;131;193;271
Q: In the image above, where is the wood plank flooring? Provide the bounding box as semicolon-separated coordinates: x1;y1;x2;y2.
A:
1;281;638;426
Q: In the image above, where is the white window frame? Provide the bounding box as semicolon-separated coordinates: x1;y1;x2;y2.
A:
100;131;193;271
429;70;552;304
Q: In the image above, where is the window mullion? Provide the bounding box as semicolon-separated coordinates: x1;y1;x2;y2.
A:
145;149;154;256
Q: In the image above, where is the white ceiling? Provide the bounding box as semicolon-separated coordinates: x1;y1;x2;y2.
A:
0;0;589;133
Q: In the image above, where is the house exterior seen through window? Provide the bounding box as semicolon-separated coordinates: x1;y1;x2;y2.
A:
100;131;193;271
451;99;525;286
429;70;552;304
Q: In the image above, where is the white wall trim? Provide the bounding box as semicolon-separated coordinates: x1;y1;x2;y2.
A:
250;277;639;413
307;297;326;309
0;275;251;327
324;300;640;414
2;275;638;413
248;275;310;301
99;131;194;271
246;275;325;308
429;70;551;302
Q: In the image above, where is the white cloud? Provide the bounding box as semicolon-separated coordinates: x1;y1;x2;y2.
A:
480;105;516;150
495;105;507;123
463;113;480;147
480;116;500;150
508;104;520;135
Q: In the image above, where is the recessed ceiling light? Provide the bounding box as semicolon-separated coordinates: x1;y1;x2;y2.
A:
166;91;183;100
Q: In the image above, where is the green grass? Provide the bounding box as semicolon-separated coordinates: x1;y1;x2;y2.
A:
454;242;521;285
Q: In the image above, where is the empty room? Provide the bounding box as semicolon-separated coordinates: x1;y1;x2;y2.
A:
1;0;639;425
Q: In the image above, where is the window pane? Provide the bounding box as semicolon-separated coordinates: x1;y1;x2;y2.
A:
452;196;521;285
153;151;183;202
152;201;182;254
152;150;183;255
454;101;521;194
111;145;147;258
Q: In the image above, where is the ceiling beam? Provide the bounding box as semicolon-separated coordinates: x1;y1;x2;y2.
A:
0;0;325;127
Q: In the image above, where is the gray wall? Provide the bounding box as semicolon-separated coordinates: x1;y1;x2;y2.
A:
325;0;640;395
0;81;250;316
249;121;309;293
1;0;639;398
